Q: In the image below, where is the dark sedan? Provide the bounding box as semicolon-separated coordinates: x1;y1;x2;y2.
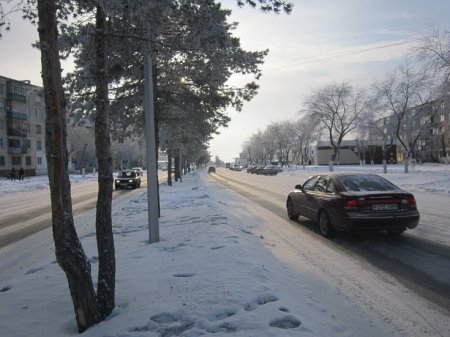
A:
115;170;141;190
262;165;283;176
254;165;266;175
286;173;420;238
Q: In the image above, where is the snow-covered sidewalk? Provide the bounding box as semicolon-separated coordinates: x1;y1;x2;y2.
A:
0;169;448;336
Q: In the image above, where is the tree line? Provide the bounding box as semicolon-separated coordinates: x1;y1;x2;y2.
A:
242;28;450;173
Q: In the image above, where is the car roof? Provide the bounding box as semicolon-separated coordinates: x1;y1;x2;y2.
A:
309;172;379;177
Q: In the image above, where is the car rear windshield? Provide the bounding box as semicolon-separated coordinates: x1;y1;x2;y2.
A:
338;175;398;192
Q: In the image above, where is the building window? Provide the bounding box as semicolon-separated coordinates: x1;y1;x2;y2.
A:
0;102;3;112
0;156;4;166
37;140;42;151
441;115;445;122
0;137;3;147
0;83;4;94
36;124;42;134
25;139;31;149
26;156;32;166
0;119;4;129
12;156;21;166
37;157;42;165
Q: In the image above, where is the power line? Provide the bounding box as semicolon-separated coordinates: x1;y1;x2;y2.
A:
262;40;411;72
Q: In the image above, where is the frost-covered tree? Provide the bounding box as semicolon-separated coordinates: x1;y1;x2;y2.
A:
292;116;319;167
373;62;439;172
304;82;368;171
414;27;450;86
267;120;297;166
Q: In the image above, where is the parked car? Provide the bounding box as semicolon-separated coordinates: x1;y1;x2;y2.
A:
246;165;257;173
262;165;283;175
115;170;141;190
251;165;266;174
286;173;420;238
208;166;216;173
230;165;244;171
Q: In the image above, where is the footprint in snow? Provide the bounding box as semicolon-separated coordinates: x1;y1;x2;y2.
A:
25;267;44;275
270;315;301;329
173;273;195;278
244;293;279;311
1;285;12;292
207;308;237;321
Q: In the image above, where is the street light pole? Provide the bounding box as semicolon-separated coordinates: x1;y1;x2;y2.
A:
144;23;159;243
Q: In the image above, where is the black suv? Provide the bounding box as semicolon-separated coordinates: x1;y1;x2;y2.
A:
115;170;141;189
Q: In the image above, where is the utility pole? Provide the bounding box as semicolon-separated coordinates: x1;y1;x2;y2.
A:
144;23;159;243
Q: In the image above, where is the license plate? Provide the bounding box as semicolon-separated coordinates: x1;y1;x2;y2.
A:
372;203;398;211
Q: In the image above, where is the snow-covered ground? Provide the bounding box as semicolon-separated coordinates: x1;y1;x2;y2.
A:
0;164;449;337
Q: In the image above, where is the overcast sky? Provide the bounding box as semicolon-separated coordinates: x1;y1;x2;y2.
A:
1;1;450;163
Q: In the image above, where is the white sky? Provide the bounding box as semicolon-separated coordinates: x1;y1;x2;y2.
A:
1;1;450;162
210;0;450;162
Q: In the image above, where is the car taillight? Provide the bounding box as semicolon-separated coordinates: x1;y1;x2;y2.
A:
405;195;417;209
344;198;359;208
343;198;372;210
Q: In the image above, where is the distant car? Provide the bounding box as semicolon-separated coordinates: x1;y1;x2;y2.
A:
262;165;283;175
115;170;141;190
208;166;216;173
230;165;244;171
132;167;144;176
246;165;257;173
286;173;420;238
255;165;266;175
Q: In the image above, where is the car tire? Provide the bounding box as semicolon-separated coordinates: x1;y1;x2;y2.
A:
319;211;335;238
286;198;299;220
388;228;405;236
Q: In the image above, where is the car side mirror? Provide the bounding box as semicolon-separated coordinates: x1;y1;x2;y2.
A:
295;184;303;190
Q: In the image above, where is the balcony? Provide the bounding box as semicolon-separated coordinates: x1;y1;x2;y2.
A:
7;110;28;120
7;127;28;137
7;92;27;103
8;146;28;154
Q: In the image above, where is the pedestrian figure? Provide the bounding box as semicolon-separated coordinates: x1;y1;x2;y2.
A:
19;167;25;180
10;168;16;181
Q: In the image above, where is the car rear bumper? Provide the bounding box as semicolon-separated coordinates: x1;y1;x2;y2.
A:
331;211;420;231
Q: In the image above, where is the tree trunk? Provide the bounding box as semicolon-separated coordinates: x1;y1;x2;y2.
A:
167;149;173;186
37;0;99;332
94;4;115;319
174;149;180;181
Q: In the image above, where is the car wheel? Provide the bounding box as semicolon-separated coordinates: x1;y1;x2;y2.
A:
286;198;299;220
388;228;405;236
319;211;335;238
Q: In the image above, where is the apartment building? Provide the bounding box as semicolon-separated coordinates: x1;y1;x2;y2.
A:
0;75;47;177
416;94;450;162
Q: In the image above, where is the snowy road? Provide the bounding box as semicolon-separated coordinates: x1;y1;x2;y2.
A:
210;168;450;315
0;173;152;249
0;167;449;337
